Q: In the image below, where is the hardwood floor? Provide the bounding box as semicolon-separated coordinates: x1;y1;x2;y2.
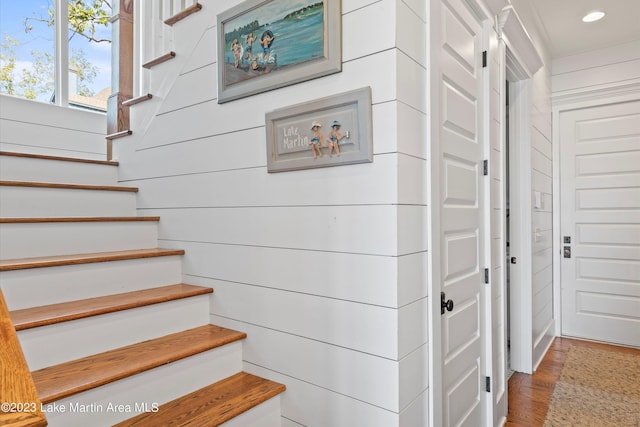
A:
505;337;640;426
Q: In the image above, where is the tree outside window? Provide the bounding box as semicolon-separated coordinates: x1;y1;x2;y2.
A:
0;0;112;110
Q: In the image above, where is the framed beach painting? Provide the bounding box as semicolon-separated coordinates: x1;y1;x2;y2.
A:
217;0;341;103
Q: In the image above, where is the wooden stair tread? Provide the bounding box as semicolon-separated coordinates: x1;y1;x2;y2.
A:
164;2;203;26
0;151;118;166
122;93;153;107
0;180;138;192
114;372;285;427
11;284;213;331
142;52;176;69
33;325;247;404
0;216;160;224
106;130;133;140
0;248;185;271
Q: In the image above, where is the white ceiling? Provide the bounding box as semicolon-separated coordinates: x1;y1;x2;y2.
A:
526;0;640;58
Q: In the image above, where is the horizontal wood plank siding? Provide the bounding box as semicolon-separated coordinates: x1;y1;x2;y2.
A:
531;55;554;369
552;58;640;93
144;205;425;256
0;94;106;159
112;0;428;424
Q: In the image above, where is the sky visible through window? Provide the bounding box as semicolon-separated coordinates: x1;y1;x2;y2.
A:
0;0;111;105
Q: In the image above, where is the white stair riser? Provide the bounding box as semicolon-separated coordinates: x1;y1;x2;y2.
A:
0;221;159;259
221;396;282;427
0;255;184;310
42;342;243;427
19;295;211;370
0;186;137;218
0;156;119;186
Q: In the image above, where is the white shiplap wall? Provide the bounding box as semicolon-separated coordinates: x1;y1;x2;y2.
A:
552;40;640;97
530;62;554;367
0;94;106;159
114;0;428;425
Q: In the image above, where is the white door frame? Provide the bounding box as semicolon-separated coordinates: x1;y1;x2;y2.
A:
429;2;543;425
497;5;543;374
428;0;494;425
551;84;640;338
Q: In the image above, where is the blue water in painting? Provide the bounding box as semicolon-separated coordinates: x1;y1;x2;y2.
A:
225;9;323;66
270;11;323;65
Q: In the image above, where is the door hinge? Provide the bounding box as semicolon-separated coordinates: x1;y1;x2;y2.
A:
482;50;487;68
484;268;489;284
485;376;491;392
483;159;488;176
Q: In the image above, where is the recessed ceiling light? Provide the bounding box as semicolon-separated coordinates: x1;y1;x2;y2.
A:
582;11;605;22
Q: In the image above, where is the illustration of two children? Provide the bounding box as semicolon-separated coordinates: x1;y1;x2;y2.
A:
232;31;275;68
310;120;345;159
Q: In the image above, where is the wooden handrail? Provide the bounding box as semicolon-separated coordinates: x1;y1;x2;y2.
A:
0;290;48;427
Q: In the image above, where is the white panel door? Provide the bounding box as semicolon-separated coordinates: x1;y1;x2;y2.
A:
438;0;486;424
560;100;640;347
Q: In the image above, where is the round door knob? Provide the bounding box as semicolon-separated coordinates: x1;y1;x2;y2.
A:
444;299;454;312
440;292;454;314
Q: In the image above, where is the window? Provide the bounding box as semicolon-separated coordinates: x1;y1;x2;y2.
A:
0;0;111;112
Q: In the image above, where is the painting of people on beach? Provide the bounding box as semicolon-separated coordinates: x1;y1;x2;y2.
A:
217;0;341;103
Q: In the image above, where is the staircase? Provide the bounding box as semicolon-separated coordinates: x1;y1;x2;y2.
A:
0;151;285;426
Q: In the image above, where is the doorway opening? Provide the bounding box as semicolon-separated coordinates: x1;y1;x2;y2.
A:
505;73;533;374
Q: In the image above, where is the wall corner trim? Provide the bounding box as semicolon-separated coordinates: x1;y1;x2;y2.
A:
497;6;543;77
